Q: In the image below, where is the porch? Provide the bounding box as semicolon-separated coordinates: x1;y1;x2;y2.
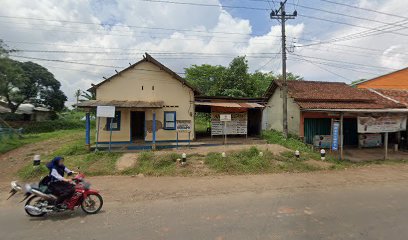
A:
91;136;267;151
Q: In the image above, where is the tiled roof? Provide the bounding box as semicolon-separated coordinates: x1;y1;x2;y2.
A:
372;89;408;107
265;80;406;110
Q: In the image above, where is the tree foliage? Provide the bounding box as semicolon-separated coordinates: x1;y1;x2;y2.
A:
0;41;67;112
185;56;302;97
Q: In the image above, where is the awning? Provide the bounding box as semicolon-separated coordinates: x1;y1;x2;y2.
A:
76;100;164;108
195;102;264;108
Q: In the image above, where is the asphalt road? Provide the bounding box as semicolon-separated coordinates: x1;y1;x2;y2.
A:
1;170;408;240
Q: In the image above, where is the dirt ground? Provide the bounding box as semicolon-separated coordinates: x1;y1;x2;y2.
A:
116;143;289;170
344;148;408;162
3;164;408;206
0;135;80;181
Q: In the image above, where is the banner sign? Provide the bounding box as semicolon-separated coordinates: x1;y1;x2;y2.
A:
359;133;382;148
358;115;407;133
176;120;192;131
313;135;332;148
96;106;115;118
332;121;340;151
211;112;247;135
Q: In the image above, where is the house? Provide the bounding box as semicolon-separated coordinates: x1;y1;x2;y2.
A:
78;53;198;147
77;53;265;150
354;67;408;90
262;80;408;157
0;102;53;121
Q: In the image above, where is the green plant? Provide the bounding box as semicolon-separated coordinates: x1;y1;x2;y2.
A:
205;147;273;174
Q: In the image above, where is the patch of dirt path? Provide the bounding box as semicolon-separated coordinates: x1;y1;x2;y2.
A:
0;133;81;181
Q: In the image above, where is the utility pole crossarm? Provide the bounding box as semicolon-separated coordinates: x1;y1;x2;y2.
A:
270;1;297;139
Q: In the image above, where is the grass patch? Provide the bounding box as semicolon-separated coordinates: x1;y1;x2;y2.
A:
17;135;122;180
122;152;180;176
204;146;320;174
0;129;82;154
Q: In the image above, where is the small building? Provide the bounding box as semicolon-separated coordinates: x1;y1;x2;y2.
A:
78;53;265;150
262;80;408;157
0;102;53;122
78;53;198;147
195;96;264;137
354;67;408;90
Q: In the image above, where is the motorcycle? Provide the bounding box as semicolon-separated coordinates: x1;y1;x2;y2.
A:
8;172;103;217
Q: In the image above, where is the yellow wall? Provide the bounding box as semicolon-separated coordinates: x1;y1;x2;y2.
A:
357;68;408;90
95;61;195;143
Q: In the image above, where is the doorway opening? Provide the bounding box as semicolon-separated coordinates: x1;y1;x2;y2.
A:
131;111;145;141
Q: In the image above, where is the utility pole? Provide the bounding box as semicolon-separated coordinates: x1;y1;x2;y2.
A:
270;1;297;138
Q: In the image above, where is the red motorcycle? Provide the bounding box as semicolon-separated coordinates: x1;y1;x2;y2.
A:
8;173;103;217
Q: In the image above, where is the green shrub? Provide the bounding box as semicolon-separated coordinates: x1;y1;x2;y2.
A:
22;119;84;134
122;151;178;176
205;147;273;174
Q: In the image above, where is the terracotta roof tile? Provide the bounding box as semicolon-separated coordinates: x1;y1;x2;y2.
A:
372;89;408;107
266;80;406;110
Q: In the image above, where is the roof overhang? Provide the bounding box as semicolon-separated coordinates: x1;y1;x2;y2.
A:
76;100;164;108
195;102;264;108
302;108;408;113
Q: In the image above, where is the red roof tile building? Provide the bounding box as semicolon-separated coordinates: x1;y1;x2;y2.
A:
262;80;408;149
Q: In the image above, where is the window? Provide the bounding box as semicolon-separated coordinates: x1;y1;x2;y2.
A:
106;111;121;131
163;111;176;130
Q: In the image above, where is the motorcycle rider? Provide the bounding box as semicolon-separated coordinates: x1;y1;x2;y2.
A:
46;157;76;208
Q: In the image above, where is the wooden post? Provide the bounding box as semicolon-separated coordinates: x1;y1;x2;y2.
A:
340;113;344;160
384;132;388;160
224;121;227;145
176;131;179;149
152;112;156;150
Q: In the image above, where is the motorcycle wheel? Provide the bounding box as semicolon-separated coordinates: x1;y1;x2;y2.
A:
81;193;103;214
25;196;46;217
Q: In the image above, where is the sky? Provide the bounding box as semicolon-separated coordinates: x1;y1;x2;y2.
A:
1;0;407;106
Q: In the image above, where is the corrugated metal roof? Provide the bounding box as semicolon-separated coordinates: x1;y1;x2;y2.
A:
195;102;264;108
76;100;164;108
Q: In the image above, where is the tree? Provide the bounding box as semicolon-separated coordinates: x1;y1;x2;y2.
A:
81;90;96;101
0;41;67;112
184;64;227;96
74;89;81;104
185;56;301;98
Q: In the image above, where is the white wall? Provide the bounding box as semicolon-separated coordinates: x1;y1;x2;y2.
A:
262;87;301;135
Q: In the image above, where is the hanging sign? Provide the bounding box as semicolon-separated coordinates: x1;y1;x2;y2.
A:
313;135;331;148
358;115;407;133
96;106;115;118
220;114;232;122
332;121;340;151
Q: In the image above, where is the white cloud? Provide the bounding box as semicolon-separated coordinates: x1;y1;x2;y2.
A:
0;0;407;107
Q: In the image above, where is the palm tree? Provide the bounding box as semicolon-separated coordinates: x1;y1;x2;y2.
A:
80;90;96;101
74;89;81;109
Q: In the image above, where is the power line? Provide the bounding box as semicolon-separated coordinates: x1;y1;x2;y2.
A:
318;0;408;20
290;53;398;71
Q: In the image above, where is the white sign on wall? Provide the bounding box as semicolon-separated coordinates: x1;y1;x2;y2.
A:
96;106;115;118
358;115;407;133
